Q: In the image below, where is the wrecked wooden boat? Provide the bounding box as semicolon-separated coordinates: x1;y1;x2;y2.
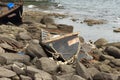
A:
0;0;23;25
40;29;81;62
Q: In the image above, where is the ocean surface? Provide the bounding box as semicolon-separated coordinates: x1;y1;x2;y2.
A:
24;0;120;42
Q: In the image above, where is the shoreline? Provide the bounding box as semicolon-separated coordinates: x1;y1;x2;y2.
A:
0;10;120;80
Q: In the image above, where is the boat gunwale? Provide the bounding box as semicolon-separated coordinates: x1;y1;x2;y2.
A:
42;32;79;43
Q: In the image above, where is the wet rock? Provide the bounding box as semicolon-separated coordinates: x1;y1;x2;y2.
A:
98;64;112;73
57;24;73;33
71;75;86;80
40;16;54;25
35;57;58;74
111;59;120;67
113;28;120;32
17;32;31;40
0;78;11;80
94;38;108;48
75;61;91;80
20;75;32;80
0;53;30;64
84;19;106;26
59;64;75;74
25;66;41;77
34;73;53;80
53;73;73;80
104;46;120;58
93;72;118;80
87;67;100;77
0;67;16;78
25;42;47;58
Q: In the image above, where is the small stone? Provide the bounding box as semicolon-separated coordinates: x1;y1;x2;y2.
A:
57;24;73;33
113;28;120;33
11;75;20;80
87;67;100;77
0;53;30;64
75;61;91;80
20;75;32;80
59;64;75;74
71;75;86;80
0;67;16;77
53;73;73;80
98;64;112;73
0;56;7;65
12;64;26;75
94;38;108;48
34;73;52;80
105;46;120;58
25;42;47;58
17;32;31;40
36;57;58;74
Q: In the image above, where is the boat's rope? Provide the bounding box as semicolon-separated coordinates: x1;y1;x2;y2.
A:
65;38;81;64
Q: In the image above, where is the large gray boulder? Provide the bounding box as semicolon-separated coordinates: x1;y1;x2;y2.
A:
94;38;108;48
35;57;58;74
59;64;75;74
75;61;92;80
105;46;120;58
0;67;16;78
25;42;47;58
0;53;30;64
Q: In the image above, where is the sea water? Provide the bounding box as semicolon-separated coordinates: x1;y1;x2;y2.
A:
24;0;120;42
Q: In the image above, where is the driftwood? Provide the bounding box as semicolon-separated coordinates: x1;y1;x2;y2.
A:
0;37;23;52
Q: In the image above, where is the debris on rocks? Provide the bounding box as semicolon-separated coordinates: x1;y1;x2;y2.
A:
0;10;119;80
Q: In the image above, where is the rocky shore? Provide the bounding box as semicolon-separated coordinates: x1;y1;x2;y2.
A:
0;11;120;80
